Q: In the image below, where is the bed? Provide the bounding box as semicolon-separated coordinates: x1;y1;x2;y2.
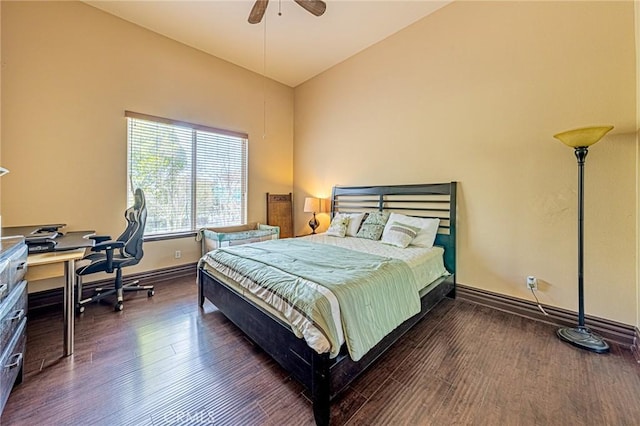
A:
198;182;457;425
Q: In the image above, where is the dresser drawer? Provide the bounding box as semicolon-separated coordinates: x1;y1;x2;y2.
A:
0;281;27;353
0;317;26;412
0;243;27;304
0;260;9;304
8;245;28;293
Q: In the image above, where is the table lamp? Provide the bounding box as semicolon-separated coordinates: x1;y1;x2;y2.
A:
553;125;613;353
303;197;320;234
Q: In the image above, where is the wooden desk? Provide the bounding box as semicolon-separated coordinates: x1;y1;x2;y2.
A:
26;249;86;356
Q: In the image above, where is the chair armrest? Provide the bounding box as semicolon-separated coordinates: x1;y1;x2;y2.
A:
91;240;124;252
91;240;124;274
90;235;112;244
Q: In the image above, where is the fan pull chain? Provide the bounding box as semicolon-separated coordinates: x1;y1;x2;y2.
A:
262;15;267;140
278;0;282;16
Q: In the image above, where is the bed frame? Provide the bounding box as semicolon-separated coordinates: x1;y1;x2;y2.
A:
198;182;457;425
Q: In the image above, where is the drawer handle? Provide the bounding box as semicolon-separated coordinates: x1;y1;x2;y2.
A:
0;283;7;299
5;353;23;370
9;309;25;322
16;262;26;271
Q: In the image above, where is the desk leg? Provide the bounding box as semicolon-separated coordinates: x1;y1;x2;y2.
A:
63;259;76;356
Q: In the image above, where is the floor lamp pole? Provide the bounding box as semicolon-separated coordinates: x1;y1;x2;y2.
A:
575;147;586;328
555;146;609;353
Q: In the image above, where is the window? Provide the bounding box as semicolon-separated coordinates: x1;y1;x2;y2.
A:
126;111;248;237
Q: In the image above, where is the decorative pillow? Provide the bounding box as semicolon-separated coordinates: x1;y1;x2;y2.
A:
355;211;390;240
381;212;440;248
326;216;349;237
334;212;366;237
381;221;421;248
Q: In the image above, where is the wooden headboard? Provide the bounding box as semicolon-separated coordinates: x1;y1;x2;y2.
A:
330;182;457;274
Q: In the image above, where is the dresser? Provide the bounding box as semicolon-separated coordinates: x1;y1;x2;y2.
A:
0;237;28;415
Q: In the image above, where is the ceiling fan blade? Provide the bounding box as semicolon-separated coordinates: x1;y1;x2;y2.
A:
294;0;326;17
248;0;269;24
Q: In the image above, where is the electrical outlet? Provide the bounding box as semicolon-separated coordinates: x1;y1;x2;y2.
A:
526;276;537;290
174;250;181;259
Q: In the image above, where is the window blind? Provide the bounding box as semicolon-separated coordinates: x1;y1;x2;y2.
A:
126;111;248;236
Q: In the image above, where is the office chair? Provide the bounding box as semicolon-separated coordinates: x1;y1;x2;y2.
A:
76;188;154;312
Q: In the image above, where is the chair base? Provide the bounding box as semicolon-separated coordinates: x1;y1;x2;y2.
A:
77;279;154;313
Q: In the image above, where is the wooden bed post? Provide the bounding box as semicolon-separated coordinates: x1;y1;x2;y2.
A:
446;181;457;299
311;353;331;426
198;275;205;307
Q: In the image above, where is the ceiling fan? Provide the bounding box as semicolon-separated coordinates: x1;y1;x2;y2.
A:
248;0;327;24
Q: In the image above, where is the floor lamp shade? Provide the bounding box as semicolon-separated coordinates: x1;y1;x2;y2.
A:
553;125;613;353
303;197;320;234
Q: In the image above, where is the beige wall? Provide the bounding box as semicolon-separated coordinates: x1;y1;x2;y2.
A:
294;1;638;324
636;1;640;331
1;1;294;287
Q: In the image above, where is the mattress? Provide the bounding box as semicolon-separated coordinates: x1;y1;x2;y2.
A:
299;234;449;292
199;235;449;357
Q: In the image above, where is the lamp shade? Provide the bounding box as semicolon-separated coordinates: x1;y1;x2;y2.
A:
553;126;613;148
304;197;320;213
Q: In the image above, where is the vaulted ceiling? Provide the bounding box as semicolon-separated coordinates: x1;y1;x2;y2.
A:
85;1;452;87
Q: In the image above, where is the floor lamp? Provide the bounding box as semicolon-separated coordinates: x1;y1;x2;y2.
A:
553;125;613;353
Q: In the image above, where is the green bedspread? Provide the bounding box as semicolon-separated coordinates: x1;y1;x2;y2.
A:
206;239;420;361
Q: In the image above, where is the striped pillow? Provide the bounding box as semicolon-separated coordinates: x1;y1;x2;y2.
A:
381;221;421;248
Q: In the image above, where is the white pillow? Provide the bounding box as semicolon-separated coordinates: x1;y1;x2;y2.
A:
381;212;440;248
381;221;421;248
326;216;349;237
334;212;366;237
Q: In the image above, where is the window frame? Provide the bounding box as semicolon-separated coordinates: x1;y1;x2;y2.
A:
125;111;249;239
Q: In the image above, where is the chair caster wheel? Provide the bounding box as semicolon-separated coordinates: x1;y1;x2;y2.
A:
115;302;123;311
77;306;85;314
148;290;155;297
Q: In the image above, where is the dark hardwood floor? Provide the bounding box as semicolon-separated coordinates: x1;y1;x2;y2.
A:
3;274;640;425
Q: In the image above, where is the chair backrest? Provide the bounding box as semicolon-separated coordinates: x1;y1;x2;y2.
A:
117;188;147;260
